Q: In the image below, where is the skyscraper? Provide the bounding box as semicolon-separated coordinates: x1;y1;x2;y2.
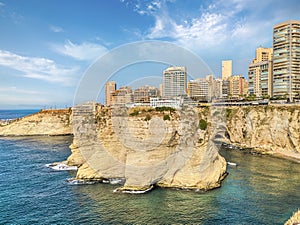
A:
222;60;232;80
273;20;300;101
105;81;116;106
162;66;187;97
248;47;273;97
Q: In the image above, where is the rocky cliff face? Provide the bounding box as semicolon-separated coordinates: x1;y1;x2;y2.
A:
0;109;72;136
225;105;300;157
68;103;227;192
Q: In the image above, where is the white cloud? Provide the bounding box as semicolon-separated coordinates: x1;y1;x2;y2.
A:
145;4;229;49
52;40;108;61
0;50;78;84
50;25;64;33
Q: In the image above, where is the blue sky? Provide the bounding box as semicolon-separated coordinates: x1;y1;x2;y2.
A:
0;0;299;109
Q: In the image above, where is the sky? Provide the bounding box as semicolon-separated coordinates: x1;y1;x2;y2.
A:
0;0;299;109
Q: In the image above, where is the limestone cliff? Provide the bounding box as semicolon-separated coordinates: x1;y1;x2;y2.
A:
68;103;227;192
0;109;72;136
225;105;300;159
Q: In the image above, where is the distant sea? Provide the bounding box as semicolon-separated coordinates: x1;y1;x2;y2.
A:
0;109;40;120
0;110;300;224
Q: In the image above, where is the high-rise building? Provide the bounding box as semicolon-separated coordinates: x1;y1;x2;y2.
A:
222;60;232;80
214;78;223;99
273;20;300;101
162;66;187;97
228;75;248;98
187;78;209;101
105;81;116;106
248;47;273;97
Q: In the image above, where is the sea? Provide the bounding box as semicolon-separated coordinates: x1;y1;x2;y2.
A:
0;110;300;224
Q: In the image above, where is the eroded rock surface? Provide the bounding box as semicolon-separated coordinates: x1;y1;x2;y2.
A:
225;105;300;156
69;103;227;192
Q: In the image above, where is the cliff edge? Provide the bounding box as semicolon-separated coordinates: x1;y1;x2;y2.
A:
225;105;300;161
0;109;72;136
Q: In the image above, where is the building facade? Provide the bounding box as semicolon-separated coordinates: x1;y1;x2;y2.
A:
162;66;187;97
228;75;248;98
111;86;133;105
133;86;159;103
222;60;232;80
248;47;273;98
187;78;208;101
273;20;300;100
105;81;116;106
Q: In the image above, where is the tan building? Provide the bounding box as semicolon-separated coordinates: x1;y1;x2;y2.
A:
111;86;133;105
253;47;273;63
163;66;187;97
229;75;248;98
187;78;208;101
133;86;159;103
273;20;300;100
248;47;273;97
187;75;215;101
105;81;116;106
222;60;232;80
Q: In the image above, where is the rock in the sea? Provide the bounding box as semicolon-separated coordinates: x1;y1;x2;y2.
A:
69;103;227;192
285;209;300;225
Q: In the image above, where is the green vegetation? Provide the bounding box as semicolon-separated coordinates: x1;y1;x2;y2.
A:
129;110;139;116
198;119;207;130
147;108;154;112
155;106;175;112
163;115;171;121
226;108;233;118
144;114;151;121
245;94;257;101
198;138;203;143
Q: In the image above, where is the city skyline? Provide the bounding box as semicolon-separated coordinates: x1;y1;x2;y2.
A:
0;0;299;109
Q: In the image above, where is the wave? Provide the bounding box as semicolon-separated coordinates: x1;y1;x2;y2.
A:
65;178;96;185
45;163;78;171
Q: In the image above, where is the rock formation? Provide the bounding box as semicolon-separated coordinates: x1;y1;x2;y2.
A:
0;109;72;136
68;103;227;192
285;209;300;225
225;105;300;158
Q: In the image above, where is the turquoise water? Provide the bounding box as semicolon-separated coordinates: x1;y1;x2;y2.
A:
0;135;299;224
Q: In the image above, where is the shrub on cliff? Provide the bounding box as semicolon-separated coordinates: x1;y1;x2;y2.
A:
199;119;207;130
163;115;170;121
144;114;151;121
155;106;175;112
129;110;139;116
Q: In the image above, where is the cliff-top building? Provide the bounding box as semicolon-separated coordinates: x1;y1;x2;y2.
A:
248;47;273;97
111;86;133;105
226;75;248;98
133;86;159;103
162;66;187;97
273;20;300;101
105;81;116;106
